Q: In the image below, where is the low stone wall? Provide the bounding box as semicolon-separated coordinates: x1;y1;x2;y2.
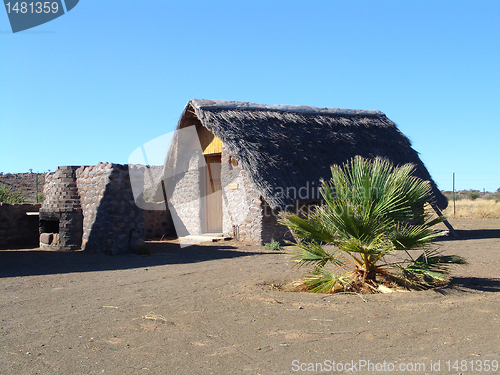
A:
0;203;41;248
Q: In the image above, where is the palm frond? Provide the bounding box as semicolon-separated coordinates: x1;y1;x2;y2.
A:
400;249;467;284
288;240;340;268
305;267;353;293
279;212;337;244
391;223;445;250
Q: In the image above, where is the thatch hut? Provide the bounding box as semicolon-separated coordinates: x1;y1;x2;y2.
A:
157;99;447;244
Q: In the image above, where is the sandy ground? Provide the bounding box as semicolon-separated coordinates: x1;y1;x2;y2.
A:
1;219;499;375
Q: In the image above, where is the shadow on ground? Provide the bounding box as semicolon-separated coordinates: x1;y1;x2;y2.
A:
446;277;500;293
0;242;273;278
435;229;500;242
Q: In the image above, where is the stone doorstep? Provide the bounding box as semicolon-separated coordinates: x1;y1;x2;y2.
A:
179;233;230;245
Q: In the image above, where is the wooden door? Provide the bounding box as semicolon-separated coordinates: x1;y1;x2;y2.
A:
203;155;222;233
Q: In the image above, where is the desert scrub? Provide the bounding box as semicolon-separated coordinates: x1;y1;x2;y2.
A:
280;156;466;294
0;184;25;203
443;199;500;219
264;239;282;251
465;190;480;201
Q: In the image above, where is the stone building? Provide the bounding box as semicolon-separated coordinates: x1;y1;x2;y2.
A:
156;99;448;244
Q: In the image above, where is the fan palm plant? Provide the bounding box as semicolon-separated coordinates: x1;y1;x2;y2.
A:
280;156;465;293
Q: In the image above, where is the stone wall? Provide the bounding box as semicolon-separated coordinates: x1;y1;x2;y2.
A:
0;203;41;248
3;164;173;252
261;201;294;244
143;202;175;239
167;153;202;236
220;147;304;244
221;147;263;243
40;166;83;250
75;163;144;254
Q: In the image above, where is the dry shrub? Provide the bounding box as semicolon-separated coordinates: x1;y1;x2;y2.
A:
443;199;500;219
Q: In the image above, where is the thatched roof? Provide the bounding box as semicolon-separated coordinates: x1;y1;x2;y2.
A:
172;99;447;210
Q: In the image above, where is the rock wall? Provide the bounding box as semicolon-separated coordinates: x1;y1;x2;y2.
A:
75;163;144;254
261;201;294;244
221;147;300;244
143;202;175;239
3;164;173;252
0;203;41;248
40;166;83;250
221;147;263;243
166;153;202;236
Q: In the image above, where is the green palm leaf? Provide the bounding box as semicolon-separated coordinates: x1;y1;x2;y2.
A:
288;240;340;268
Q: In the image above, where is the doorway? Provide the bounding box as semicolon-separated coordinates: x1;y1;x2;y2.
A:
203;155;222;233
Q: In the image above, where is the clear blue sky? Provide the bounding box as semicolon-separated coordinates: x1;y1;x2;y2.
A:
1;0;499;192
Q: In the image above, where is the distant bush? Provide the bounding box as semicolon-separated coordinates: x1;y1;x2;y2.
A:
483;189;500;202
466;190;480;201
442;191;461;201
441;189;500;202
0;184;25;203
